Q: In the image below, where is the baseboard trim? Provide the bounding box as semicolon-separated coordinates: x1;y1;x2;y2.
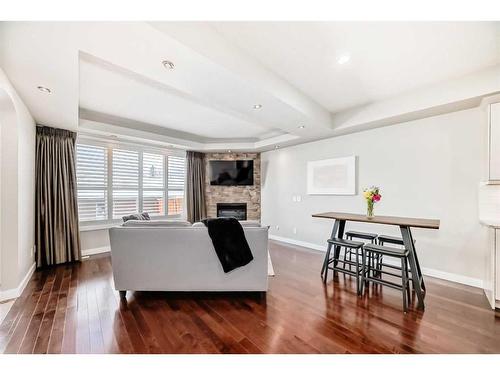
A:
0;262;36;302
82;246;110;257
269;235;484;289
421;267;483;289
269;235;326;252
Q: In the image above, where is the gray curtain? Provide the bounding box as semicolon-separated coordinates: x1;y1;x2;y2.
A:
186;151;207;223
35;126;81;267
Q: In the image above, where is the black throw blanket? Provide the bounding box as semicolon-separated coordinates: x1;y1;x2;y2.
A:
202;218;254;273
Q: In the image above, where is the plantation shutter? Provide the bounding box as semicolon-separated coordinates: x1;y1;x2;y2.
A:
76;138;186;222
167;155;186;215
112;149;139;219
76;143;108;221
142;152;165;216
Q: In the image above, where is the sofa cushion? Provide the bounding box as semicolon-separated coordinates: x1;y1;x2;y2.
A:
122;219;191;227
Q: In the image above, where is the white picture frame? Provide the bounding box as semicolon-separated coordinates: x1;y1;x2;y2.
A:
307;156;356;195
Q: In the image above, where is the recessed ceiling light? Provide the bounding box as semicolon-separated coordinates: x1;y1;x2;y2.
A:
298;125;305;129
227;149;232;153
336;54;351;65
253;104;262;110
275;145;280;149
37;86;51;93
162;60;175;70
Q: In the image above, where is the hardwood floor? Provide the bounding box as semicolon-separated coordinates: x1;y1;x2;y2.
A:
1;240;500;354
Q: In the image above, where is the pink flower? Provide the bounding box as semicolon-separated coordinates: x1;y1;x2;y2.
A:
373;194;381;202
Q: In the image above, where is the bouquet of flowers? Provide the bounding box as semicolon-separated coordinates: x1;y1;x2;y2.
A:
363;186;381;217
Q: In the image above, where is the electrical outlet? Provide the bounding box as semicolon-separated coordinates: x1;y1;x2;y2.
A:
276;225;280;230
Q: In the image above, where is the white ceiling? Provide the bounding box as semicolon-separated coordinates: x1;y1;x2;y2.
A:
1;21;500;151
79;54;281;141
212;22;500;112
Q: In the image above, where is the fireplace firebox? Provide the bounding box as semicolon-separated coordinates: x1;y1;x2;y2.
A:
216;203;247;221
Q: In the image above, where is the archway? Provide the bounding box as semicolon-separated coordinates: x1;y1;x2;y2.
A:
0;87;19;299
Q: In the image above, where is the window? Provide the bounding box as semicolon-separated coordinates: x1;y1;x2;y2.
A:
167;156;185;216
142;152;165;216
76;138;186;224
76;143;108;222
112;149;139;219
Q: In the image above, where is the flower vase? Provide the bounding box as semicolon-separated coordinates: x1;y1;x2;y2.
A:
366;200;374;218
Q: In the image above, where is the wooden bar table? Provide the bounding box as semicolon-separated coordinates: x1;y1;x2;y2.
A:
312;212;440;310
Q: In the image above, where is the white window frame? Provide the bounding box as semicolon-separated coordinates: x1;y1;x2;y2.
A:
76;136;186;230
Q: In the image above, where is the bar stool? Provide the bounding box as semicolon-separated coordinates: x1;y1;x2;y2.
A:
378;234;414;247
323;237;364;295
377;234;420;291
345;231;378;273
361;243;412;312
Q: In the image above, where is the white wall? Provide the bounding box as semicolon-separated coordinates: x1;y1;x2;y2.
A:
0;86;19;291
262;107;488;285
0;67;36;298
81;229;110;254
16;91;35;278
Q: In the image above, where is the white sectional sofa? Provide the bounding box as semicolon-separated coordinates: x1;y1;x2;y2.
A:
108;220;269;297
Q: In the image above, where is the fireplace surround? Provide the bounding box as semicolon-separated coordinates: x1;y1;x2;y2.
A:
205;152;261;221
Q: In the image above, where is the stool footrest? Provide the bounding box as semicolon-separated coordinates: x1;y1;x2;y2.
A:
380;262;409;271
327;265;358;277
326;258;361;268
364;276;408;291
370;268;404;279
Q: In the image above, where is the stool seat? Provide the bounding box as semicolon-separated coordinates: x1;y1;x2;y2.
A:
345;230;378;241
327;238;364;248
364;243;408;257
377;234;415;246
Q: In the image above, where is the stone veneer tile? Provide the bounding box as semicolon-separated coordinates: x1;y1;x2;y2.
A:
205;153;261;221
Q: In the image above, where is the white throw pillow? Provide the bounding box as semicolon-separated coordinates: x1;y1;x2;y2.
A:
122;219;192;227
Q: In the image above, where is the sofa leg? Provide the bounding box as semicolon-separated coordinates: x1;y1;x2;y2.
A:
119;290;127;299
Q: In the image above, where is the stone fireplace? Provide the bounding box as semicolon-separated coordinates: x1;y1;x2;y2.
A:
205;152;260;221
